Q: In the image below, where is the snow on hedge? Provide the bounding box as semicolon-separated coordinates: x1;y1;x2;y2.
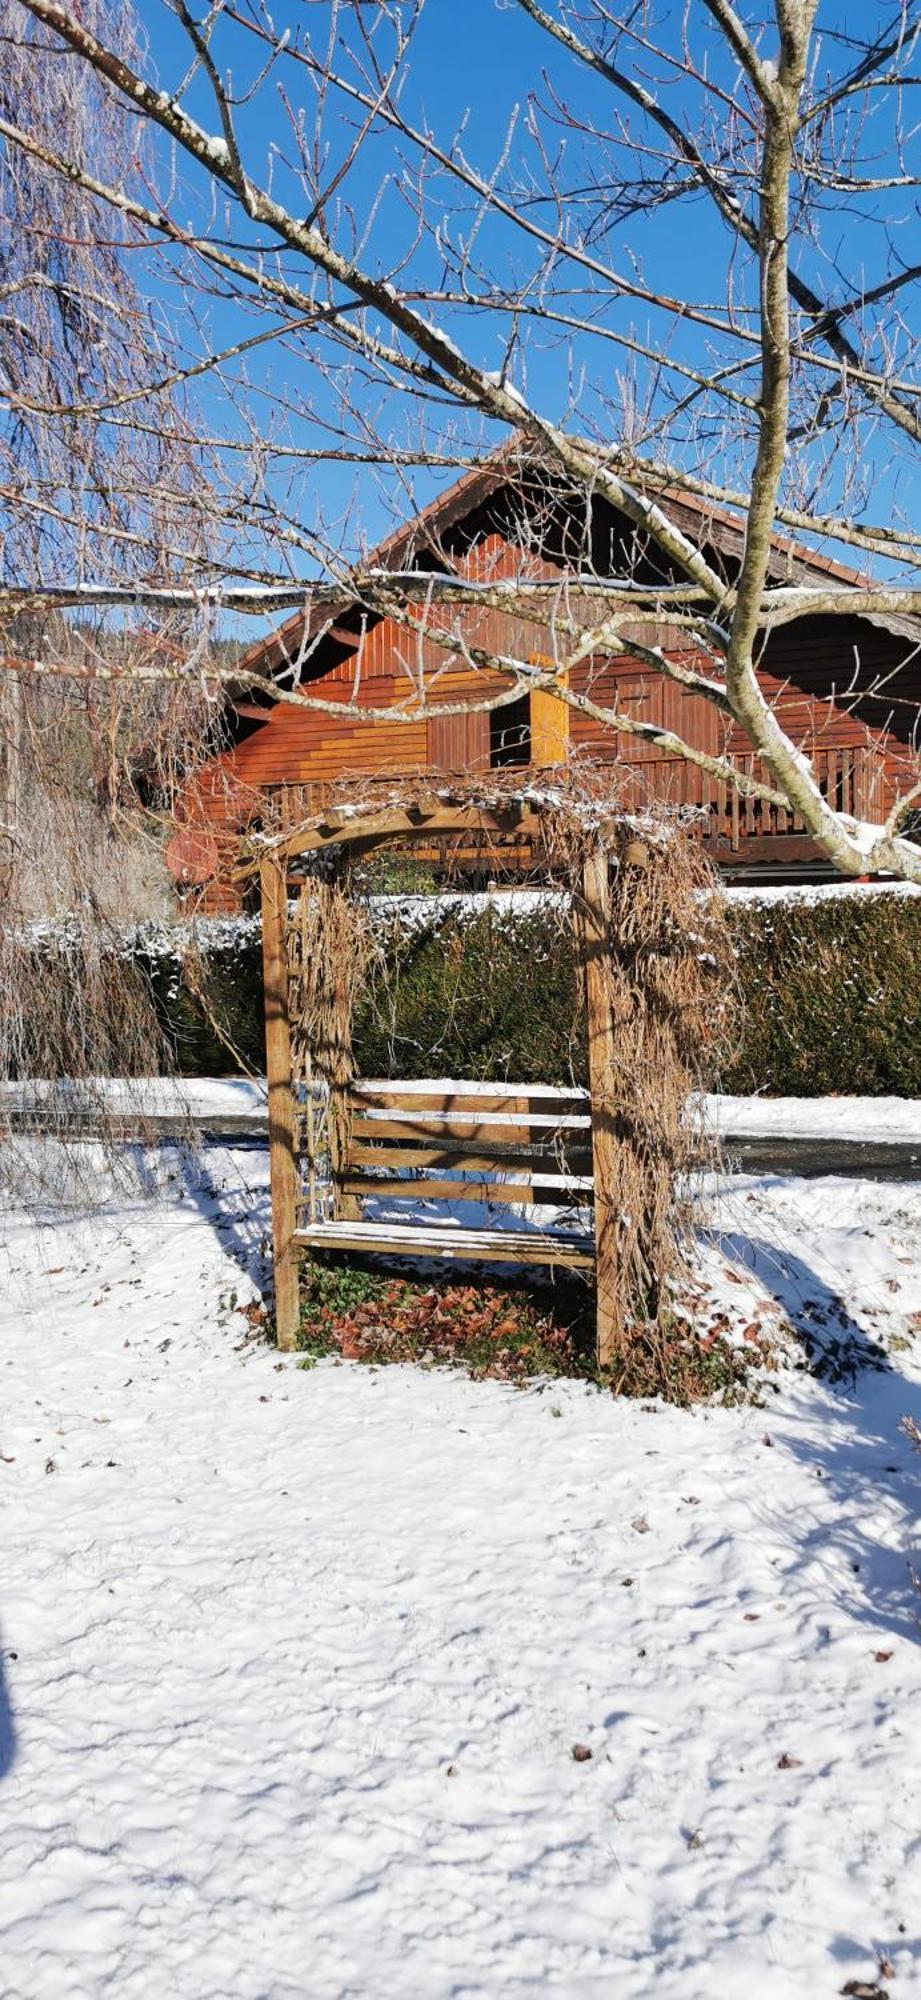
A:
725;877;921;907
13;875;921;961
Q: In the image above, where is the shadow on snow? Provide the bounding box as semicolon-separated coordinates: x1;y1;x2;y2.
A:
717;1223;921;1646
0;1642;15;1781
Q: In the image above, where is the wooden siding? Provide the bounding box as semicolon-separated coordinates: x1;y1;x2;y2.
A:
227;677;428;790
427;706;490;771
187;527;921;905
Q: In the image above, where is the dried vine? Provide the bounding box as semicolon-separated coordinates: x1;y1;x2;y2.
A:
271;771;734;1346
287;876;377;1184
602;827;735;1333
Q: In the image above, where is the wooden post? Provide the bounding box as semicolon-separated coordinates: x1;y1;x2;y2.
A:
576;845;624;1370
328;854;362;1223
304;1048;318;1224
329;1084;362;1222
260;854;300;1351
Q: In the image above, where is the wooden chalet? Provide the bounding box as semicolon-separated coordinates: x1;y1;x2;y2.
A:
175;448;921;905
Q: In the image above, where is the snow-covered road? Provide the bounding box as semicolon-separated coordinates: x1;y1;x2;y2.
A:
2;1148;921;1998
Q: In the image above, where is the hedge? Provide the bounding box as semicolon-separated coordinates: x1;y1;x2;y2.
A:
359;891;921;1096
723;890;921;1097
31;887;921;1097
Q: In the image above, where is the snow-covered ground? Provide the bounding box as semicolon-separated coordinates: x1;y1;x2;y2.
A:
2;1146;921;1998
708;1093;921;1146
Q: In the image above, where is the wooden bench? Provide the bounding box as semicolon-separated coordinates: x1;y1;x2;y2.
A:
293;1078;595;1271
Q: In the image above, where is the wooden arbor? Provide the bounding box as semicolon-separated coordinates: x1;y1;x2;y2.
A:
238;793;624;1367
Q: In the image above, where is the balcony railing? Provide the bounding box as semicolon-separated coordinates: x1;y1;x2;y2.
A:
262;743;889;857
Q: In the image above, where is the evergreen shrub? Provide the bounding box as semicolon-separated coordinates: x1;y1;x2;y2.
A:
130;888;921;1097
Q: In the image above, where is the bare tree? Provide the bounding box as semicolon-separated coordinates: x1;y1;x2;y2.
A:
1;0;920;881
0;0;225;1192
0;0;222;889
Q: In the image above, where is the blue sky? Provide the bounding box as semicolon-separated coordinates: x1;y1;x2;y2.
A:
124;0;918;586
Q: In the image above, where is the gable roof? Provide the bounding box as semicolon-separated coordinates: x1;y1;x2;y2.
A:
232;435;903;691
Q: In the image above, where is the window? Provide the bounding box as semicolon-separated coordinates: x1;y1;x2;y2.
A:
490;692;531;767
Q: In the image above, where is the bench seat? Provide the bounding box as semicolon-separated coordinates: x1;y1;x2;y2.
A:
293;1218;595;1270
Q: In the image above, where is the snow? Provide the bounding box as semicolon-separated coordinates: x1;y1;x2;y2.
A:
724;877;921;907
0;1074;268;1125
2;1145;921;1997
15;875;920;961
368;887;569;930
845;818;893;861
703;1093;921;1147
8;1077;921;1154
481;370;527;407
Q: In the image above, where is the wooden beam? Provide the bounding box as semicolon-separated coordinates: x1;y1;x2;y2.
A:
352;1080;589;1104
260;854;301;1351
350;1091;586;1117
339;1175;594;1205
233;701;273;721
235;804;545;874
408;791;441;820
347;1141;594;1174
576;846;624;1370
350;1110;590;1137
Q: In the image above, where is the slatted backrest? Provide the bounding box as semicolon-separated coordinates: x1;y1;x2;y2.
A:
341;1078;594;1213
